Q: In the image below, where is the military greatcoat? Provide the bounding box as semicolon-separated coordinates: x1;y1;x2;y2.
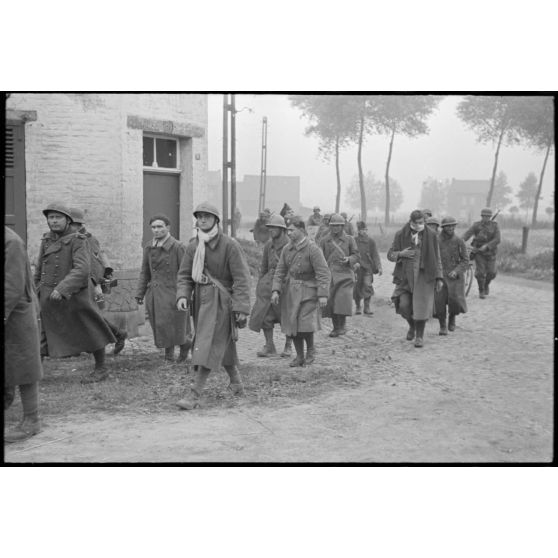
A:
176;231;251;371
34;229;116;357
320;232;359;317
462;220;501;280
272;237;330;336
136;235;191;348
4;227;43;387
249;234;289;332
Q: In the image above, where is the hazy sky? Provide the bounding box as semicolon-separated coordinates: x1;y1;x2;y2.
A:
207;94;555;215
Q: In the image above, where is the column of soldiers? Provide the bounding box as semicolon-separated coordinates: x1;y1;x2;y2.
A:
5;201;500;442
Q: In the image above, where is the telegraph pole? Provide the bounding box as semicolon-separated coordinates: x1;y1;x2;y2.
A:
258;116;268;213
230;94;237;238
222;94;229;235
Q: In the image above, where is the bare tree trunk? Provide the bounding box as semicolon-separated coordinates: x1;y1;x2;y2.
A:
335;135;341;214
384;127;395;226
531;141;551;227
487;126;505;207
357;113;366;221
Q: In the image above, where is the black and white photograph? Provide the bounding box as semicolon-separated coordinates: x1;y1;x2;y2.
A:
3;92;554;463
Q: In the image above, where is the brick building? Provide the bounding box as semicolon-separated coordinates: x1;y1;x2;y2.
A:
5;93;210;334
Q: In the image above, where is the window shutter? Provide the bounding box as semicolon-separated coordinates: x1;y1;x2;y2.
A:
5;125;15;168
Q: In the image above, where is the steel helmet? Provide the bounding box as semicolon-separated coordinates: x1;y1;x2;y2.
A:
329;213;345;226
265;215;287;229
193;202;221;221
441;216;457;227
480;207;493;217
42;202;73;222
69;207;86;224
422;208;433;218
426;216;441;227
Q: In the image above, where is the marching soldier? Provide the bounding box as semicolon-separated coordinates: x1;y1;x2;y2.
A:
34;202;116;382
251;208;272;244
271;217;330;367
387;209;444;348
426;216;441;234
249;215;293;358
340;212;355;236
353;221;382;315
462;208;501;299
434;217;469;335
307;206;323;227
175;202;251;409
314;213;331;244
320;213;360;337
4;227;44;443
69;208;127;356
136;214;192;363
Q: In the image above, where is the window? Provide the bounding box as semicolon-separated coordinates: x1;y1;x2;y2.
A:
143;135;179;170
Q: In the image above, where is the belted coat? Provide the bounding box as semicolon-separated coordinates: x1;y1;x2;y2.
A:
4;227;43;387
136;235;191;348
34;229;116;357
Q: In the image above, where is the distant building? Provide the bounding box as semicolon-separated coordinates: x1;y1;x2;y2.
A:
447;179;489;223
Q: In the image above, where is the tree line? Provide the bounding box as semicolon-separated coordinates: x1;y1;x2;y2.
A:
289;95;554;227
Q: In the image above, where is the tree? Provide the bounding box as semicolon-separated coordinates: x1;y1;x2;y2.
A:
345;172;403;217
419;178;448;216
517;172;541;223
491;171;513;210
514;96;554;227
371;95;442;225
289;95;357;213
457;96;527;206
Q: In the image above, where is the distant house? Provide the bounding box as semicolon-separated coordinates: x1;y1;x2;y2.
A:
446;179;489;223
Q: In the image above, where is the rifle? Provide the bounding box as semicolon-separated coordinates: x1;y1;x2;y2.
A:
491;209;500;221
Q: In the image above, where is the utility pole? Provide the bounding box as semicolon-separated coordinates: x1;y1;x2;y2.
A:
230;94;237;238
258;116;268;213
222;94;229;235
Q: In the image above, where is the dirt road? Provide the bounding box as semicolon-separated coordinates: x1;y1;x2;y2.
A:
4;260;553;463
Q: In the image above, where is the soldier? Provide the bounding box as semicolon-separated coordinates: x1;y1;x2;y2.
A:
307;206;323;227
434;217;469;335
426;216;441;234
320;213;360;337
69;208;127;356
462;208;501;299
422;209;433;219
4;227;43;443
136;214;192;363
387;209;444;348
314;213;331;244
175;202;251;409
249;214;293;358
353;221;382;315
341;212;355;236
271;217;330;367
251;208;272;244
34;202;116;382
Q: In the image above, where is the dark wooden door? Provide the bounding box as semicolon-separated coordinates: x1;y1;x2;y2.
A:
5;121;27;243
143;171;180;246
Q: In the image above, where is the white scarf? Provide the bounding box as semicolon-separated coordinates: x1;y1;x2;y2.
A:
192;225;219;283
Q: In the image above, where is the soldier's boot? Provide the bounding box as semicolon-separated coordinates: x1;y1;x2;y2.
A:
438;316;448;336
448;314;456;332
484;276;493;296
329;315;340;337
337;315;347;336
355;300;362;315
303;333;316;365
363;298;373;315
406;318;416;341
289;335;305;367
414;320;426;348
164;346;175;361
82;349;109;383
177;338;192;363
177;366;210;409
280;337;293;358
257;328;277;357
477;277;486;299
112;330;128;356
4;415;42;443
225;365;245;396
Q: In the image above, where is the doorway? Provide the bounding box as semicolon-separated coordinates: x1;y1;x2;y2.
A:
142;171;180;246
5;121;27;243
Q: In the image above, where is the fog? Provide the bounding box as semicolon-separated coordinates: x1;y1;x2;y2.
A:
207;94;554;216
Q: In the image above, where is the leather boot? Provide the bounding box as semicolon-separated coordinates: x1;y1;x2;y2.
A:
406;318;415;341
164;346;175;361
257;328;277;357
363;299;373;315
82;349;109;383
112;331;127;356
225;365;245;396
329;315;340;337
448;314;456;332
438;317;448;336
337;315;347;335
484;277;492;296
176;388;201;410
177;337;192;363
355;300;362;315
477;277;486;299
290;336;305;366
4;415;42;443
281;337;293;358
414;320;425;348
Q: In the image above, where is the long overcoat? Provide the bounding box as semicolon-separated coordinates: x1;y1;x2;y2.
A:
388;224;443;321
272;237;330;336
176;231;251;371
136;235;191;348
34;229;116;357
4;227;43;387
249;234;289;332
320;232;359;316
434;232;468;316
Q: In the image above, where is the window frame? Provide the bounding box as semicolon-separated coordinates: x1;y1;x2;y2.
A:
143;134;180;173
